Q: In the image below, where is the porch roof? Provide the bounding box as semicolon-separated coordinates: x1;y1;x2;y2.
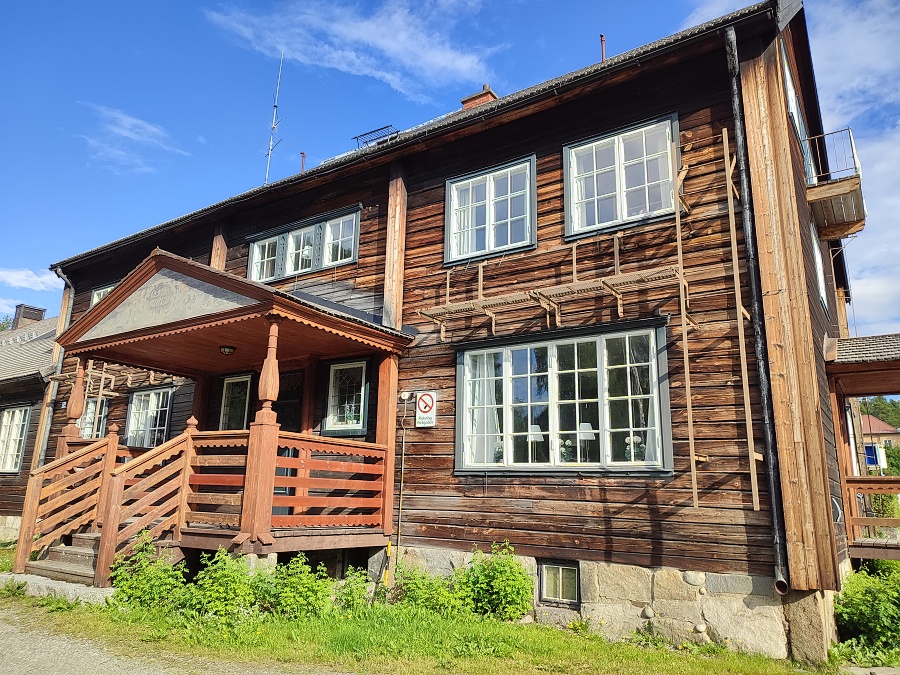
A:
57;250;413;378
825;334;900;396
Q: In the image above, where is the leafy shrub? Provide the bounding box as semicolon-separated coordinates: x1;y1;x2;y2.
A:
0;580;25;597
270;554;332;618
458;542;533;621
835;568;900;647
110;532;188;611
191;548;255;618
394;563;472;618
334;566;371;614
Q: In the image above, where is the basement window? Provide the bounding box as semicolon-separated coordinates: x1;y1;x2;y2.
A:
247;207;361;282
445;156;537;263
564;117;676;236
540;561;579;605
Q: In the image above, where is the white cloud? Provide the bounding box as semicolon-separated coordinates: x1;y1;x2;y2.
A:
0;298;22;316
680;0;745;30
79;103;189;174
206;0;495;102
0;268;64;291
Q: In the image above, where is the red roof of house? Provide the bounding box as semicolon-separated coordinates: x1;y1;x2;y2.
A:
861;415;899;434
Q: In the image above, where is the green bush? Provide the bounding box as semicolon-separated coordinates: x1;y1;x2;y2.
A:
835;568;900;647
458;542;533;621
334;566;371;614
109;533;189;611
191;548;255;618
394;563;472;618
270;554;332;618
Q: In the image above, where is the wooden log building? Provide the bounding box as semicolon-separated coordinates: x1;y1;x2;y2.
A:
14;0;900;661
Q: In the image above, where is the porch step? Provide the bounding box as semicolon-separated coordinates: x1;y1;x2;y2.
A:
71;532;102;551
25;559;96;585
47;545;98;569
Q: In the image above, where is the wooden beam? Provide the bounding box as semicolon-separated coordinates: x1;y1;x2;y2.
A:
376;353;399;536
300;359;318;434
817;218;865;241
210;224;227;270
383;163;408;330
806;175;861;203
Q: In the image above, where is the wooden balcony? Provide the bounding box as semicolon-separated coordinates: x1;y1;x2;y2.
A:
14;422;391;585
804;129;866;240
844;476;900;561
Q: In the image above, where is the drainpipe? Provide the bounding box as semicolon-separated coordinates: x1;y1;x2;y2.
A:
36;266;75;466
726;26;790;595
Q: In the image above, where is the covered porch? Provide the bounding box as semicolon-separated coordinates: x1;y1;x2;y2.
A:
826;334;900;561
14;251;412;585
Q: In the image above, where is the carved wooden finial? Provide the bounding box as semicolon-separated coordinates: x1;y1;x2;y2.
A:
107;423;119;434
186;416;198;430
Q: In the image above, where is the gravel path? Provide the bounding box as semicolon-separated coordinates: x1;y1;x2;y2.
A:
0;604;344;675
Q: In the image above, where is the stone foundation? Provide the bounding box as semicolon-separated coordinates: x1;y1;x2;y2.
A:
399;544;833;662
0;515;21;542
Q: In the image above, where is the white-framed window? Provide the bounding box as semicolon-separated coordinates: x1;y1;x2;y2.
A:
0;406;30;473
457;328;668;470
564;118;675;235
323;361;368;436
77;397;109;439
810;222;829;312
445;157;536;262
780;40;816;183
90;284;116;307
125;387;173;448
219;375;251;430
540;561;579;604
247;208;360;282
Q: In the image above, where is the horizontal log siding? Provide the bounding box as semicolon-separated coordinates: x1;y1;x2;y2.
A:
0;381;44;518
396;51;776;575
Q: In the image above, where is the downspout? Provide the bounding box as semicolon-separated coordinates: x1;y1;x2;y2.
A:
36;266;75;466
726;25;790;595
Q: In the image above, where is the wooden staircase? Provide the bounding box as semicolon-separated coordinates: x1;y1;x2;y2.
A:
25;532;100;584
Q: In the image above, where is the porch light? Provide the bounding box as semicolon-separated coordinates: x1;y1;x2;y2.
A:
220;345;236;356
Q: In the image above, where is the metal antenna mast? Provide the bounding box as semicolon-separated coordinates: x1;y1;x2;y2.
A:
264;50;285;185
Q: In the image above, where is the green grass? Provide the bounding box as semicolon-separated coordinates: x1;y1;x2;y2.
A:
0;594;806;675
0;541;15;573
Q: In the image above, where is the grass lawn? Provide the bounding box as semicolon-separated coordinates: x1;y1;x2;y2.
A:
0;590;809;675
0;540;14;573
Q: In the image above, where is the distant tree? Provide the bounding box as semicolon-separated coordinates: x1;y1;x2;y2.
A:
860;396;900;429
0;315;11;331
886;442;900;477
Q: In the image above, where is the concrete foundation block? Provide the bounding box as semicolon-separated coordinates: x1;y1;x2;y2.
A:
400;545;472;577
700;594;789;659
581;601;645;641
782;589;835;664
653;567;698;601
243;552;277;573
705;573;774;597
0;515;21;542
535;605;580;628
580;560;652;604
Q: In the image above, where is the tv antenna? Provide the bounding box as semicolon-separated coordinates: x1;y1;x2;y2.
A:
264;50;285;185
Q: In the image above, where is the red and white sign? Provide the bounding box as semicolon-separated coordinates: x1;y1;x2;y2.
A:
415;391;437;427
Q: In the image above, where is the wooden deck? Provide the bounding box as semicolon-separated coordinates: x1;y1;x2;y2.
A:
849;538;900;561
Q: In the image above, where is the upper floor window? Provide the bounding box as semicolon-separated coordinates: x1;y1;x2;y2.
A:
457;326;670;471
445;157;537;263
248;208;360;282
810;223;829;312
780;40;816;183
125;387;173;448
0;406;29;473
564;118;675;235
90;284;116;307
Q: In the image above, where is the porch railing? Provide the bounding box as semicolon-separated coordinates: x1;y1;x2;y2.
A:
844;475;900;541
273;432;386;528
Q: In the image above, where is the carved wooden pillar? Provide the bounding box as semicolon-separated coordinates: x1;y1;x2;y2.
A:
375;353;399;536
57;356;86;458
94;424;120;530
239;317;281;544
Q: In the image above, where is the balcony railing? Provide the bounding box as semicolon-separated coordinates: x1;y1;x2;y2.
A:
803;129;866;238
803;128;861;184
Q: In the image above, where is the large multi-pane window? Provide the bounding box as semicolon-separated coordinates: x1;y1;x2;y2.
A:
323;361;368;436
125;388;173;447
0;406;30;473
565;119;675;234
458;329;667;470
247;208;360;282
780;40;817;183
446;157;536;262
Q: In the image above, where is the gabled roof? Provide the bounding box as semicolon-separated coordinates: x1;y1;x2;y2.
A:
832;334;900;365
0;316;57;384
861;415;898;435
52;1;776;270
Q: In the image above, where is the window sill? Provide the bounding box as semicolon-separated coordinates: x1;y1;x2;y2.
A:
321;428;368;438
453;467;673;478
250;256;357;285
443;241;537;268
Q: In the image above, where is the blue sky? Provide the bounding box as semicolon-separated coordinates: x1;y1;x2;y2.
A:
1;0;898;337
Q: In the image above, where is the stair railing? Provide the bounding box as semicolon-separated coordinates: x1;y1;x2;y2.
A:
93;418;197;587
13;426;120;573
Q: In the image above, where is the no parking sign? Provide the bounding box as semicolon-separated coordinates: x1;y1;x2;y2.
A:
415;391;437;427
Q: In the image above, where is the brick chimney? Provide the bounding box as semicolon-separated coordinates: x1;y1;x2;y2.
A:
461;84;498;110
12;304;46;329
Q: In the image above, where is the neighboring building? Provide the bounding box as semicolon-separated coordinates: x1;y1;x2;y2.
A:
860;414;900;452
15;0;897;662
0;306;58;540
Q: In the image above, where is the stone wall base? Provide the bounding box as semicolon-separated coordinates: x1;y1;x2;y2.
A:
400;544;831;663
0;515;21;542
